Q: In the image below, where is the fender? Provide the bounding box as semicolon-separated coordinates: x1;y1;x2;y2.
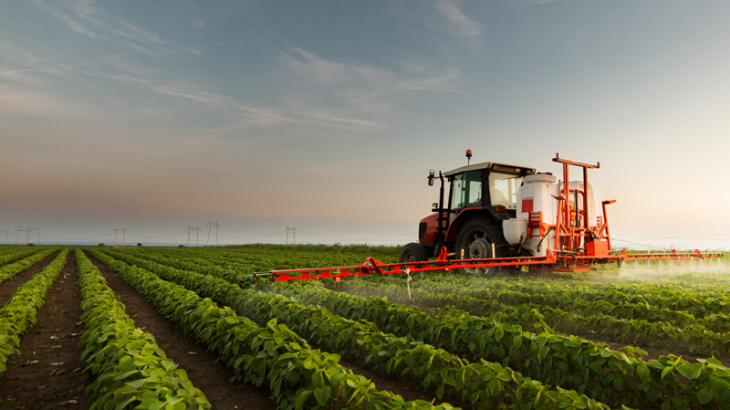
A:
444;207;510;243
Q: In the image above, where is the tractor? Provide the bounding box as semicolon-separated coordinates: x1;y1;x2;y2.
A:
399;150;599;275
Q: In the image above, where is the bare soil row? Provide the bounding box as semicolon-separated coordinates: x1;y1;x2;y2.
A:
0;251;448;409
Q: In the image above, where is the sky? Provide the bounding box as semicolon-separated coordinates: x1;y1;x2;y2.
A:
1;0;729;249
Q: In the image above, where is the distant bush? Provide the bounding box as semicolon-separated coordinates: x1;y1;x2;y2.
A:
137;243;142;247
97;243;105;247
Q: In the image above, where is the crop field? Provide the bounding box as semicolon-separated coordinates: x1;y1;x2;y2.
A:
0;245;729;409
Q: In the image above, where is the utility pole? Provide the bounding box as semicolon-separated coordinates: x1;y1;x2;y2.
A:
286;227;297;244
121;229;126;246
15;228;21;245
207;220;220;246
25;227;31;244
206;220;212;246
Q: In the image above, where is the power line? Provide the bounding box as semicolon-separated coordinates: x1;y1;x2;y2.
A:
14;227;31;245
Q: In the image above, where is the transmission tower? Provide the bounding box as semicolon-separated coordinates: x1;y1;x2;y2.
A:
25;227;31;244
15;228;21;244
113;228;127;246
187;226;200;246
285;226;297;244
206;220;220;246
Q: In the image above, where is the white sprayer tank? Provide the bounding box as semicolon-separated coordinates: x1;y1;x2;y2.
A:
503;173;595;257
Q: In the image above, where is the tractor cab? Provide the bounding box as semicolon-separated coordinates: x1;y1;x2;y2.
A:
409;157;535;263
444;162;535;218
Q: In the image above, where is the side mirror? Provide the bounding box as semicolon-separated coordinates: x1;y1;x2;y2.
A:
427;169;435;186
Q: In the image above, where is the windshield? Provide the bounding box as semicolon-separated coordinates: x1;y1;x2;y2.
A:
451;171;482;209
488;172;524;209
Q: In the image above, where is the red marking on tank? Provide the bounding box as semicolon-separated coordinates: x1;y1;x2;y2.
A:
522;198;534;213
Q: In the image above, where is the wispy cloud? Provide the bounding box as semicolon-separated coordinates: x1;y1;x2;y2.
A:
113;19;166;45
0;85;81;117
435;0;481;40
275;48;461;130
153;84;296;125
27;0;99;38
28;0;171;54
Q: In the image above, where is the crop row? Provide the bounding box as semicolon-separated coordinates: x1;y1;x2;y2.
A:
136;247;730;326
138;246;395;273
401;277;730;339
108;247;730;409
0;249;69;378
283;281;730;409
109;247;730;407
0;247;57;284
0;247;44;267
98;248;611;410
409;280;700;328
76;249;212;409
87;248;453;410
329;278;730;359
379;266;730;315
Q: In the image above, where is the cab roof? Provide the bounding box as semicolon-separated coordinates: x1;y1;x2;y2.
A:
443;162;536;177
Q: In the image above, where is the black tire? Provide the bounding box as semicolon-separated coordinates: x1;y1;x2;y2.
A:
399;242;428;263
455;216;509;277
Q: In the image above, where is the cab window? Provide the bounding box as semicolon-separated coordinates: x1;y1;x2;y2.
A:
451;171;482;209
488;172;523;209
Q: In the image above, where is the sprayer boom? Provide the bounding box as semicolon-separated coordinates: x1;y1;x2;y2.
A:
249;247;722;282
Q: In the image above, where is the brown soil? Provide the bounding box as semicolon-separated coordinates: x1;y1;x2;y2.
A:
91;256;462;408
88;254;276;410
0;251;90;410
335;355;467;407
0;251;60;307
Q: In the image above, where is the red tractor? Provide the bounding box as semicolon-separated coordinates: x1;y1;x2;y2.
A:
399;151;536;274
248;152;721;283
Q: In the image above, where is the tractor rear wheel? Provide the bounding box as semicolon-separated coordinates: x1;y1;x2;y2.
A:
455;216;509;277
399;242;428;263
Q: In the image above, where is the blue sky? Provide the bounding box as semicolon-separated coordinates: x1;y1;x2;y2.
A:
1;0;729;249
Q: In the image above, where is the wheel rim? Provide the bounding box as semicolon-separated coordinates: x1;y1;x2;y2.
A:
462;230;493;274
404;252;417;263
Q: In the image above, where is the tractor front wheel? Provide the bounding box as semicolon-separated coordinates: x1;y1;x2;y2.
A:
455;217;508;277
399;242;428;263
